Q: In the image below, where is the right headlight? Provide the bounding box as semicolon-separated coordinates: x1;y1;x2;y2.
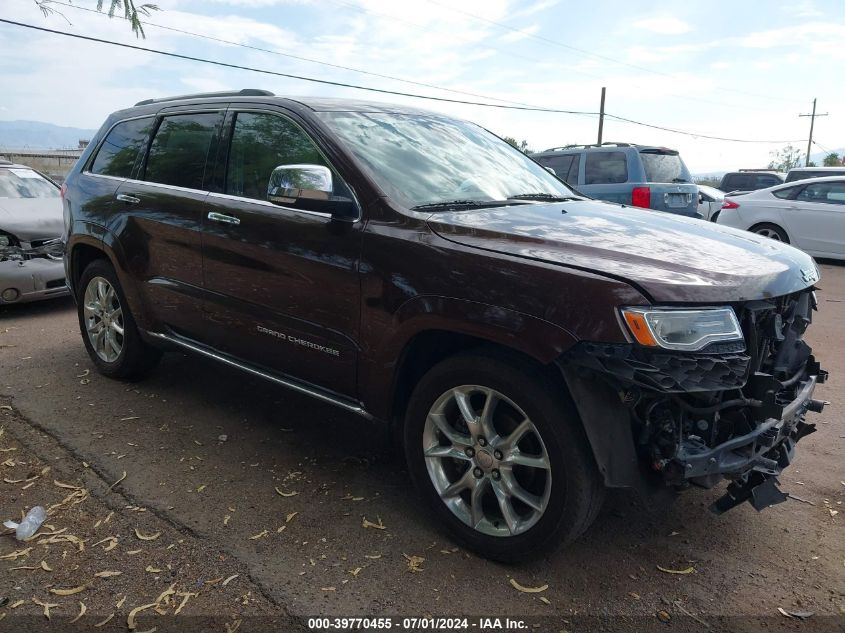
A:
0;231;19;251
621;306;744;352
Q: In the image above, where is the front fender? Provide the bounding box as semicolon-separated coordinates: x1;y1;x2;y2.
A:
359;294;579;420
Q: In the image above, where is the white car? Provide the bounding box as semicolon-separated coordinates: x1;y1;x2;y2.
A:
697;184;725;221
717;175;845;260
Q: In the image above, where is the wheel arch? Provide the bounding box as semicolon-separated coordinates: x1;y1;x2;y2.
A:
67;226;151;330
367;295;579;436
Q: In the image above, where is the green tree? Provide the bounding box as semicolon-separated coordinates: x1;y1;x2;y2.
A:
768;144;804;172
823;152;842;166
502;136;533;154
34;0;159;37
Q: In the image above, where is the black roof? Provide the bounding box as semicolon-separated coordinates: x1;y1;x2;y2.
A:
128;89;440;116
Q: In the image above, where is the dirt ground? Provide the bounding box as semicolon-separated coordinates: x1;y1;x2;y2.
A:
0;262;843;633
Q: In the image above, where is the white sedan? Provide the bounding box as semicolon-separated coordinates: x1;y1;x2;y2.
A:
716;175;845;260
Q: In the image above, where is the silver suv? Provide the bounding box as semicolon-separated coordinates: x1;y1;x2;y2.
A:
531;142;698;217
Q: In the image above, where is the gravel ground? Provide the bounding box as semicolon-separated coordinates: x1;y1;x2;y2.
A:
0;262;843;633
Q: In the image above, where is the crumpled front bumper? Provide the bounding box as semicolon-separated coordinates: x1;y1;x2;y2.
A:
677;376;819;481
0;258;69;304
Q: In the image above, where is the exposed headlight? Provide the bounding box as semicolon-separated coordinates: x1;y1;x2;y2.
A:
621;307;743;351
0;234;10;248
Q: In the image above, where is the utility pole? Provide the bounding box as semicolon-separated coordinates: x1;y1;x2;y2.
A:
597;86;606;145
799;99;828;167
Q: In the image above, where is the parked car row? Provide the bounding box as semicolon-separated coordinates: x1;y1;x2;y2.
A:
718;166;845;195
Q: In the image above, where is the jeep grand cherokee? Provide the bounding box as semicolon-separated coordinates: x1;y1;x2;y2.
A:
62;89;827;562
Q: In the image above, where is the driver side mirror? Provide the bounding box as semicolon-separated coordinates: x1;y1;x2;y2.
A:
267;164;357;221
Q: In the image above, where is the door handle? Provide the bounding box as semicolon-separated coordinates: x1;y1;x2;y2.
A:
207;211;241;226
115;194;140;204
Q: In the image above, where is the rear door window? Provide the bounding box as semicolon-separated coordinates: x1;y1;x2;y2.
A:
584;151;627;185
640;151;688;182
797;182;845;205
144;113;220;190
90;117;154;178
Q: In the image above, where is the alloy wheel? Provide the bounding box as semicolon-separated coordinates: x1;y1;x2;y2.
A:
83;276;124;363
755;227;783;241
422;385;552;537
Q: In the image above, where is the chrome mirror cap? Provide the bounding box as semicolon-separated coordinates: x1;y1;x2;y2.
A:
268;164;333;205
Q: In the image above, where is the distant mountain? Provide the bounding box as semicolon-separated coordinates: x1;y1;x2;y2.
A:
0;120;98;150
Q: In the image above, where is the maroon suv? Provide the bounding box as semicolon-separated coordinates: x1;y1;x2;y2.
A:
62;90;827;561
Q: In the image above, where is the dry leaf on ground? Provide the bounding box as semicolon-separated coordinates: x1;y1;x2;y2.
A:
509;578;549;593
403;553;425;573
362;516;385;530
656;565;695;575
134;528;161;541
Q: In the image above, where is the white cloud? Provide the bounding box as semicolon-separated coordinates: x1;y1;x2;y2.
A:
784;0;822;18
632;16;692;35
202;0;311;6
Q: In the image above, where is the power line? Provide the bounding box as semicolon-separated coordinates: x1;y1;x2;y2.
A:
604;113;801;144
42;0;555;111
0;19;806;144
0;18;593;115
421;0;806;106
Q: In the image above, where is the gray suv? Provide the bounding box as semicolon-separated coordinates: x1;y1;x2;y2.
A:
531;142;698;216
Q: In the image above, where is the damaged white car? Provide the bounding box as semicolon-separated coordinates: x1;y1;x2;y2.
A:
0;161;68;304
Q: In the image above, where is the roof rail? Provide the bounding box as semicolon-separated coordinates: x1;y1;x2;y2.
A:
541;141;633;152
134;88;275;107
738;168;779;173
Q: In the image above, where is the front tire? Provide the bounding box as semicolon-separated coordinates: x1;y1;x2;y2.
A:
404;352;604;562
77;259;161;380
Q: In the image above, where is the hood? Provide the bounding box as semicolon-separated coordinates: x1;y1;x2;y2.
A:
0;197;64;242
427;200;818;303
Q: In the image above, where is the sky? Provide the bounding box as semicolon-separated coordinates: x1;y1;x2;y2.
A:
0;0;843;173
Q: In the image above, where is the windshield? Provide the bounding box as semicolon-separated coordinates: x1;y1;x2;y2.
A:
317;111;574;208
0;168;59;199
640;151;691;183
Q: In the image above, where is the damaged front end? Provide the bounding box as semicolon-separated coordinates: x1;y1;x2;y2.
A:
0;237;68;303
561;288;827;514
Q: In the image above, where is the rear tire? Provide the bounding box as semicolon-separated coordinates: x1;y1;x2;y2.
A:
750;222;789;243
77;259;161;380
404;351;604;562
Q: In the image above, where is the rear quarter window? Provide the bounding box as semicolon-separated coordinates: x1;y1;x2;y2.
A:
640;152;687;183
722;174;749;190
90;117;154;178
584;151;627;185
